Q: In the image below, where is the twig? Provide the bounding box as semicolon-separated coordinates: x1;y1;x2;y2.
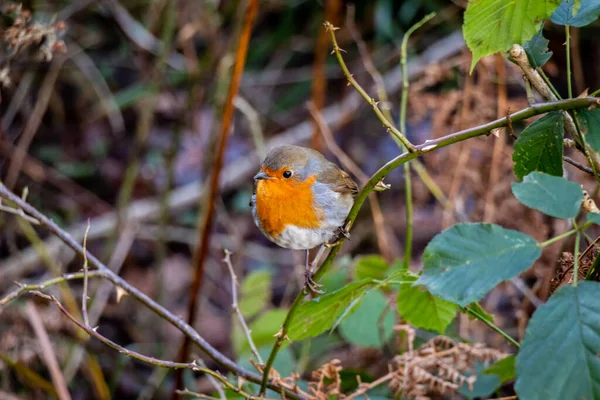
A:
0;183;306;400
258;96;600;393
0;271;106;308
81;220;92;327
345;371;395;400
25;301;72;400
177;0;259;391
223;249;264;364
345;6;450;213
324;22;416;152
63;224;138;381
564;156;595;175
0;202;40;224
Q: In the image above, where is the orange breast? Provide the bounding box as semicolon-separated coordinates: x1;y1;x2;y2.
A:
255;174;323;238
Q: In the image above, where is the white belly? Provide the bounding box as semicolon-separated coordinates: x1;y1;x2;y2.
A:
271;225;336;250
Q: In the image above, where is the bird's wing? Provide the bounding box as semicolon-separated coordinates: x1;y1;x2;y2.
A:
319;164;359;197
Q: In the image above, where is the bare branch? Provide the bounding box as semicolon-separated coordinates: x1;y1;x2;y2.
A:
224;249;264;365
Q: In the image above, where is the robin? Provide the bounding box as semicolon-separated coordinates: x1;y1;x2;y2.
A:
250;145;358;293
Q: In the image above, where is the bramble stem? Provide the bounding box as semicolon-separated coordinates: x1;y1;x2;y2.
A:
399;12;435;269
566;25;573;99
324;22;416;152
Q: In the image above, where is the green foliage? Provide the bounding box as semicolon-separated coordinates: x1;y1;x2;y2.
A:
516;282;600;400
339;290;395;347
483;355;516;383
353;255;389;281
579;108;600;155
397;273;457;333
287;280;378;341
513;112;564;180
511;172;583;219
417;223;542;306
463;0;561;72
523;30;553;68
239;270;271;318
551;0;600;27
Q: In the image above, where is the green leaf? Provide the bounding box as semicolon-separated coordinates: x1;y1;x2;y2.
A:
417;223;542;306
353;255;389;281
239;270;272;318
339;290;395;348
511;172;583;219
397;273;457;333
513;112;564;180
232;309;288;355
588;212;600;225
551;0;600;27
579;108;600;155
463;0;561;72
288;280;377;341
483;355;516;383
515;281;600;400
523;29;553;68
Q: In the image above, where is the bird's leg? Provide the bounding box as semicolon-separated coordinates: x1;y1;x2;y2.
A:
303;247;325;295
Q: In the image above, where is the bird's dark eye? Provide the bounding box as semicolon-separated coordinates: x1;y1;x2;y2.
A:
283;170;293;178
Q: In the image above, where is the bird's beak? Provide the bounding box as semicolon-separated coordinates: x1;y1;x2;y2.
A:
253;171;270;180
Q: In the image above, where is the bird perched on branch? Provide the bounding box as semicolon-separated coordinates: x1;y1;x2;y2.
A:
250;145;358;294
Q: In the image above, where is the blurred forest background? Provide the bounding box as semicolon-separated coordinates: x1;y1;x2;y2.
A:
1;0;600;399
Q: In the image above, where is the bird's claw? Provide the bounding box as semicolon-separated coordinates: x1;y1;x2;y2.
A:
303;271;324;295
337;225;351;240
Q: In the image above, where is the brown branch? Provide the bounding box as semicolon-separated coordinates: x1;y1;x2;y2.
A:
176;0;259;392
